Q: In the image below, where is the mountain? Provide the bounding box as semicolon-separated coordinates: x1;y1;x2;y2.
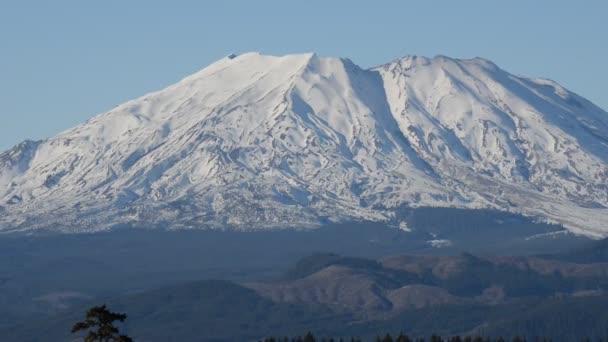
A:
8;252;608;341
1;52;607;235
248;252;608;318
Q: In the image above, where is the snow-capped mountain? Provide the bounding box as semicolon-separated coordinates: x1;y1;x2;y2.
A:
1;52;607;236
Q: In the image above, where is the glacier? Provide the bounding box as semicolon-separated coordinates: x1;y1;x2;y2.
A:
0;52;607;236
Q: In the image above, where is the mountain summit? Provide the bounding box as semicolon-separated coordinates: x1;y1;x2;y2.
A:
1;53;607;235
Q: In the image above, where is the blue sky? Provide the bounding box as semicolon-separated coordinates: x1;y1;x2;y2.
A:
1;0;606;151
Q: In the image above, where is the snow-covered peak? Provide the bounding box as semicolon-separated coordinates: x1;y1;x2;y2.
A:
1;52;607;236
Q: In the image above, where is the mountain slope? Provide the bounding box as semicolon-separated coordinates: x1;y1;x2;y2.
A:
377;56;608;234
0;52;607;235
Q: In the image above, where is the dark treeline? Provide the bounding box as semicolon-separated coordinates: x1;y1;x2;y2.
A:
260;332;602;342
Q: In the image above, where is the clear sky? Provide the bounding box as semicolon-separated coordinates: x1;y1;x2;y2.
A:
1;0;606;151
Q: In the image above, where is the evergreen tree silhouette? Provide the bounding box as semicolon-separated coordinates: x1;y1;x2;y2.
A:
71;304;132;342
396;333;412;342
382;333;394;342
303;332;316;342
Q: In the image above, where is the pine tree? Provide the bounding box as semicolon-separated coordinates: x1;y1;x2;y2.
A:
303;332;316;342
396;333;412;342
71;304;132;342
380;333;393;342
430;335;443;342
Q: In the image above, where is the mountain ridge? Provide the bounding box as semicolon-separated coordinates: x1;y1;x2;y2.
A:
1;52;607;235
